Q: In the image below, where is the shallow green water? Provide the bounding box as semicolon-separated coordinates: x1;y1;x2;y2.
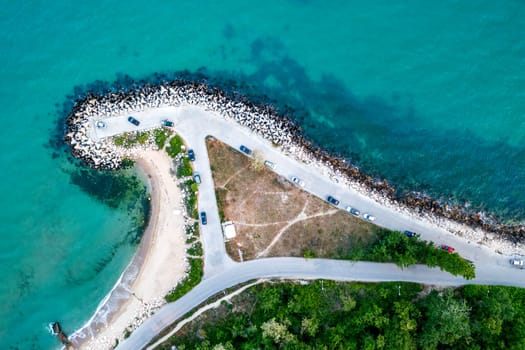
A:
1;1;524;348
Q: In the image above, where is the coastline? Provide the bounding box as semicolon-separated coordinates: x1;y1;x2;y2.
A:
62;79;525;347
69;150;187;349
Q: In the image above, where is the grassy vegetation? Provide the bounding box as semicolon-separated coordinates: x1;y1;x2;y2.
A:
154;128;172;149
163;173;203;303
177;157;193;178
187;242;203;256
159;281;525;350
341;229;476;279
166;135;184;158
179;179;199;219
215;188;227;222
113;131;151;148
165;258;204;303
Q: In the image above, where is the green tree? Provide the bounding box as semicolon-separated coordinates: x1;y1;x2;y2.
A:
419;289;472;349
260;318;296;345
301;316;319;337
383;301;419;350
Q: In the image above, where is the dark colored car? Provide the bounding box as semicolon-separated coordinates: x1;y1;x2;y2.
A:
327;196;340;206
127;116;140;126
193;172;201;184
404;230;417;238
200;211;207;225
440;244;455;253
187;149;195;161
161;119;174;127
239;145;252;155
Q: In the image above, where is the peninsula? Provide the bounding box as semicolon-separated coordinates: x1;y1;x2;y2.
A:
62;79;525;348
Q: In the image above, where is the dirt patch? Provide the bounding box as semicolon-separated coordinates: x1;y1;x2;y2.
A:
207;137;379;261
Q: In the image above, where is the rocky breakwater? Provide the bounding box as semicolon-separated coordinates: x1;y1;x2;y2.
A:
64;95;124;169
63;80;525;249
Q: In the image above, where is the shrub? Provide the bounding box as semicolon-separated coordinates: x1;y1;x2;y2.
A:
165;258;203;302
136;131;150;145
166;135;184;158
154;128;171;149
177;157;193;178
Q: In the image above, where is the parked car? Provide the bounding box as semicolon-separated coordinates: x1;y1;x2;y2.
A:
187;149;195;161
327;196;340;206
239;145;252;155
290;176;305;187
363;213;375;221
345;206;360;217
264;160;277;170
127;116;140;126
440;244;455;253
510;258;524;268
404;230;417;238
161;119;174;127
95;120;106;128
193;172;201;184
200;211;207;225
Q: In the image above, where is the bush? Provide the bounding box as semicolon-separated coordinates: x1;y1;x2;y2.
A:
177;157;193;178
165;258;203;302
166;135;184;158
136;131;150;145
345;229;475;279
188;242;203;256
154;128;171;149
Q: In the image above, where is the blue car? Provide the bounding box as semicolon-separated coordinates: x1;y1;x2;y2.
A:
187;149;195;161
327;196;340;206
193;172;201;184
239;145;252;155
404;230;417;238
161;119;174;127
200;212;207;225
127;116;140;126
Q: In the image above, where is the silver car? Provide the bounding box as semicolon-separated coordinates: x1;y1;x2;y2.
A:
363;213;375;221
264;160;277;170
290;176;305;187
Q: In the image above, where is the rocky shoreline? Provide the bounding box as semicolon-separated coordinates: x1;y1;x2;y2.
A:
63;79;525;248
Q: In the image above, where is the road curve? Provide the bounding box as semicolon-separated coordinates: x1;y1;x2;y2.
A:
117;257;525;350
116;258;453;350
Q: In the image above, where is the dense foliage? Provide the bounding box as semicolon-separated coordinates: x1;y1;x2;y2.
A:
165;258;203;302
162;281;525;350
154;128;172;149
166;135;184;157
177;157;193;177
113;131;150;148
342;229;475;279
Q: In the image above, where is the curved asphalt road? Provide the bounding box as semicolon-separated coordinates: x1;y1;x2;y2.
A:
89;105;524;349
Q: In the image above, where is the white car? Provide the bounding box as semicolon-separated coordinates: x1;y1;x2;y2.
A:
290;176;305;187
363;213;375;221
510;258;524;268
264;160;277;170
345;206;360;217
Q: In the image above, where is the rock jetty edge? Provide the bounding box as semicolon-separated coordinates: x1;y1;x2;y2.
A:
64;79;525;247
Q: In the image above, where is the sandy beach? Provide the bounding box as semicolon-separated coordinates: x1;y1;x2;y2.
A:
76;150;188;349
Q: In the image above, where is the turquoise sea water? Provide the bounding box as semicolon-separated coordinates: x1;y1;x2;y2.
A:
1;1;524;348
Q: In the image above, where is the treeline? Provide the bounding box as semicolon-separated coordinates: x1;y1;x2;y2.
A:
161;281;525;350
341;229;475;279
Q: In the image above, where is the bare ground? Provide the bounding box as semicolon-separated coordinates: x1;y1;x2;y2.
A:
206;137;379;262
